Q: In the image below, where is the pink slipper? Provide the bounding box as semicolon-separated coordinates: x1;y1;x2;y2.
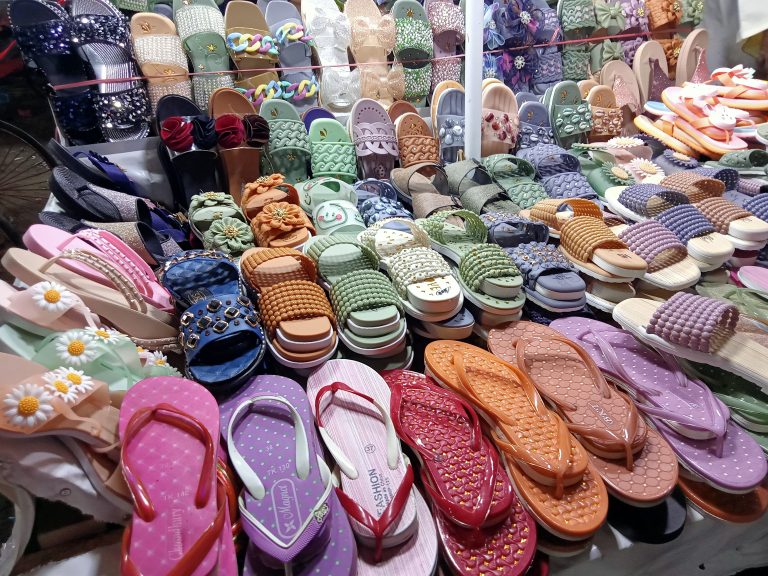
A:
119;377;237;576
23;224;172;312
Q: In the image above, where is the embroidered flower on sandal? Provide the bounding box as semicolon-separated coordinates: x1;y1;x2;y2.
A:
4;384;54;427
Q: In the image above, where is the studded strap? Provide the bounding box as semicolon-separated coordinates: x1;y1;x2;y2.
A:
505;242;576;289
179;293;263;357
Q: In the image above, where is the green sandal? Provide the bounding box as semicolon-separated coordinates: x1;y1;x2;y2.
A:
696;283;768;324
262;100;310;183
545;80;593;148
445;160;519;215
296;177;356;215
705;150;768;176
308;119;358;183
586;163;635;198
392;0;433;106
481;154;547;209
188;192;246;239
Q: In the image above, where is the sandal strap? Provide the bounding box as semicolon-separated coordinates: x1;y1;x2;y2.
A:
175;4;225;40
460;184;518;215
330;269;402;326
560;216;626;261
421;209;487;245
93;88;150;132
661;172;725;203
310;140;357;181
240;247;316;290
134;34;188;72
389;247;451;298
656;204;716;243
529;198;602;230
13;18;71;57
647;292;739;353
552;101;593;139
241;174;299;219
560;0;597;31
590;105;623;137
617;183;688;218
516;143;580;178
306;236;379;282
540;171;598;200
358;217;431;257
72;11;130;46
505;241;575;289
458;244;520;292
268;118;310;155
617;220;687;269
646;0;681;29
398;133;440;168
250;202;314;247
258;280;335;338
695;197;752;234
352;118;398;158
744;194;768;221
481;213;549;247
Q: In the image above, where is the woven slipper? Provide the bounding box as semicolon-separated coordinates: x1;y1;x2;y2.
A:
444;160;518;215
534;44;564;96
694;197;768;248
308;118;357;183
560;43;591;82
262;99;310;183
705;150;768;177
173;0;234;110
586;85;623;142
130;13;193;113
303;0;360;111
489;321;679;507
516;143;580;178
219;375;334;565
391;0;433;106
614;293;768;390
558;216;648;281
434;87;465;163
70;0;150;141
425;0;464;91
604;182;688;223
516;102;556;151
224;1;278;82
557;0;596;38
265;0;319;111
424;340;608;540
349;98;398;180
481;82;519;157
550;316;768;493
519;198;605;239
482;154;548;210
391;164;457;219
119;377;236;575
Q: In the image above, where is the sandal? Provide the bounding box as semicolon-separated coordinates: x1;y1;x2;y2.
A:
645;0;681;31
224;1;278;84
481;82;519;157
425;0;464;91
695;196;768;244
296;177;356;216
516;143;581;178
391;163;457;219
557;0;597;37
516;101;555;152
308;118;357;183
241;173;299;221
519;197;605;238
252;201;316;248
189;191;247;240
654;204;735;267
604;182;688;223
445;159;520;214
262;100;310;183
482;154;548;209
545;80;593;149
391;0;433;106
311;200;366;237
356;180;414;226
349;98;398;180
433;86;465;163
633;40;670;105
586;85;623;142
394;112;440;169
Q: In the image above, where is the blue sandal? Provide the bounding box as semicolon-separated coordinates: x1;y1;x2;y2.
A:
159;250;241;311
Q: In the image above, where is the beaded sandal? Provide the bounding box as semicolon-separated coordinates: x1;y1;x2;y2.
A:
544;80;593;149
433;86;465;163
391;0;433;107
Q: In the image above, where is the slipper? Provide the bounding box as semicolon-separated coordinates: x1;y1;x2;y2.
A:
308;119;357;183
433;87;465;163
589;39;624;77
81;220;182;267
119;377;236;575
488;321;679;507
240;173;300;221
479;154;548;210
646;0;681;31
695;197;768;244
604;182;688;222
549;316;768;493
423;340;608;540
224;1;278;83
45;139;137;195
130;13;193;113
480;212;549;248
391;163;457;219
306;359;419;560
516;143;581;178
585;278;636;313
654;204;736;266
706;150;768;177
356;181;414;226
546;80;593;149
388;100;418;124
481;82;519;157
612;220;702;290
425;0;464;90
2;248;179;352
586;85;623;142
395;112;441;169
349;99;398;180
265;1;319;111
587;163;636;198
311;200;366;237
345;0;396;103
560;43;591;82
519;198;606;239
557;0;597;37
391;0;433;106
558;216;647;281
47;166;141;223
516;101;556;151
444;159;520;214
633;114;701;158
655;149;701;174
295;177;356;217
302;106;335;131
736;266;768;293
69;0;150;141
613;292;768;390
262;99;311;183
189;191;247;243
679;476;768;523
220;374;334;566
173;0;235;110
252;201;316;248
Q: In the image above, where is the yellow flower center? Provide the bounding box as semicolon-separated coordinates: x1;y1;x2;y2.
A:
272;208;287;220
223;225;240;239
95;329;110;339
636;7;644;17
67;340;86;356
155;358;167;366
53;381;70;394
611;166;630;180
44;289;61;304
66;373;82;385
17;396;40;416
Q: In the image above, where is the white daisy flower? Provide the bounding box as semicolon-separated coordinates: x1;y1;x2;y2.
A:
31;282;74;313
148;351;168;366
42;370;80;404
57;367;93;394
55;331;96;366
3;383;54;427
85;326;125;344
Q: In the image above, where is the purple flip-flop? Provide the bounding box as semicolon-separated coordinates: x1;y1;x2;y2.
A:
219;375;334;566
350;99;399;180
550;317;768;493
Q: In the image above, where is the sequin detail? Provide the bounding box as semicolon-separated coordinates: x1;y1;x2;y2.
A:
13;20;71;56
94;87;150;130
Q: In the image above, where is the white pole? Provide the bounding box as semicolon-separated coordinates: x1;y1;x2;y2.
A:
464;0;483;160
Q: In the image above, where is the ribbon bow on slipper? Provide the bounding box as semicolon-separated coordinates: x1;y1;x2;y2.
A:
483;3;505;50
350;14;396;53
594;0;626;29
311;6;351;52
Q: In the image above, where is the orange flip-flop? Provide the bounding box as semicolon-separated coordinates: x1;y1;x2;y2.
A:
679;476;768;523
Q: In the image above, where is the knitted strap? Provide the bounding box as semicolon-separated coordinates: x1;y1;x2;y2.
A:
258;280;336;338
661;172;725;204
562;47;591;81
560;216;627;262
534;50;563;86
560;0;597;31
458;244;519;292
617;184;688;217
529;198;602;230
656;204;716;243
617;220;687;270
505;242;574;289
540;172;597;200
388;247;451;298
744;195;768;221
647;293;738;353
398;134;440;168
330;269;403;326
695;198;752;234
240;247;317;290
421;210;487;245
306;236;380;280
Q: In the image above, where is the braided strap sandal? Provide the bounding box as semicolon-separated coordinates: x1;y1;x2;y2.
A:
456;244;525;314
516;143;581;178
615;220;701;290
259;279;338;368
559;216;647;281
655;204;735;266
660;172;725;204
520;198;604;239
179;293;265;392
262;100;310;183
695;197;768;243
241;174;299;220
250;201;316;248
350;99;398;180
240;247;316;292
604;183;688;223
505;243;586;312
391;163;458;219
445;160;519;215
308;119;357;183
481;154;548;210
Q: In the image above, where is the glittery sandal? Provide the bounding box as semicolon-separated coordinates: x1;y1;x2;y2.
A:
69;0;150;141
425;0;464;92
391;0;433;106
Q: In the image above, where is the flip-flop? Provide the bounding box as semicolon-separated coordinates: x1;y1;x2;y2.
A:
709;65;768;110
119;377;237;575
633;41;670;105
262;99;311;183
678;476;768;523
308;119;357;183
306;359;419;560
633;114;701;157
349;99;398;180
613;293;768;390
549;316;768;493
488;321;679;507
676;28;708;86
481;82;519;157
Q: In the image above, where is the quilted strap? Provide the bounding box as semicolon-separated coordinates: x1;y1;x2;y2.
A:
560;216;627;261
695;198;752;234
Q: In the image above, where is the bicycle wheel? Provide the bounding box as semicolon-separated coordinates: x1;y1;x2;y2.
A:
0;120;55;247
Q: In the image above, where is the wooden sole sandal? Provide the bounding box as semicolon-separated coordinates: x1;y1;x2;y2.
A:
654;204;735;266
558;216;647;282
423;341;607;540
489;322;678;507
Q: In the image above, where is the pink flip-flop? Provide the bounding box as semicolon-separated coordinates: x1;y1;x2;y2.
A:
119;377;237;576
23;224;172;312
306;359;418;562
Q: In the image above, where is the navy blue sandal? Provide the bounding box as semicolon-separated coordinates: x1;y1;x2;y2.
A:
159;249;241;311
